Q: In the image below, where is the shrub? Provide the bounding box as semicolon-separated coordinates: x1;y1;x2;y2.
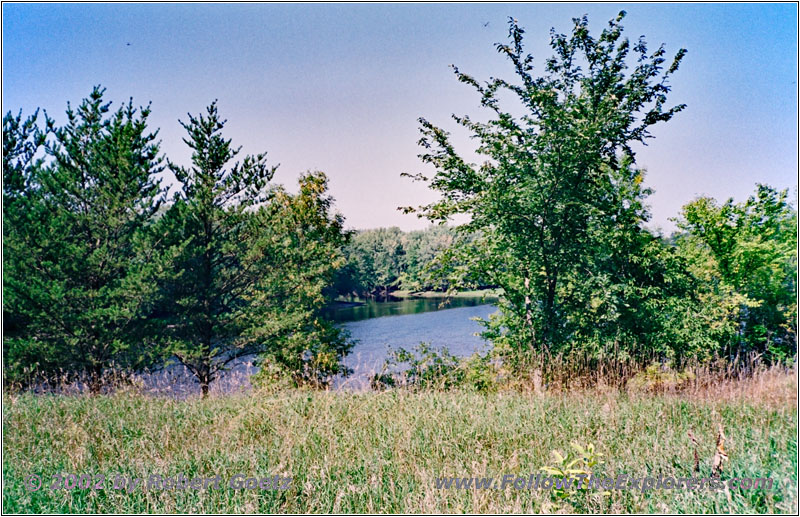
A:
374;343;497;392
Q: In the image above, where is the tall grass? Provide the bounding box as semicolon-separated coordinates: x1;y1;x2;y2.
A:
3;367;796;513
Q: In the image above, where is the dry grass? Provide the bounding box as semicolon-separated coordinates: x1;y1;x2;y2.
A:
2;367;797;514
675;365;797;408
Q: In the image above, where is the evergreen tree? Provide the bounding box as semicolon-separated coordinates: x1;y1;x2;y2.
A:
156;102;276;395
3;108;51;385
157;103;351;394
4;87;165;390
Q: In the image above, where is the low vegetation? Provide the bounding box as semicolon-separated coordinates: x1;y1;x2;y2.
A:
3;367;796;513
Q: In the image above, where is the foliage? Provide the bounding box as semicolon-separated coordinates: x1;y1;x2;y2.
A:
3;108;51;385
338;227;406;299
3;87;165;390
333;225;490;299
251;171;353;387
674;185;797;362
373;343;497;392
155;103;351;394
541;442;608;504
404;12;691;365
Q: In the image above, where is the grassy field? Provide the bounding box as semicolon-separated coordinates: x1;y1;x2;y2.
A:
3;370;797;514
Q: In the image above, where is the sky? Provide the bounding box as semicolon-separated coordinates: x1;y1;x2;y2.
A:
3;3;797;232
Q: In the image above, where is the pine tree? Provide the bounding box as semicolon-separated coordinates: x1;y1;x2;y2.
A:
4;87;165;390
157;103;352;395
156;102;277;396
3;108;51;385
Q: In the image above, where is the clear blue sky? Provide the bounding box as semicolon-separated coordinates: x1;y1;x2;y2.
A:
3;3;797;232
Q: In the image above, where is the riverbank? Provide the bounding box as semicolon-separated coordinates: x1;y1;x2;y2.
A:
393;288;501;300
329;288;500;308
3;369;796;513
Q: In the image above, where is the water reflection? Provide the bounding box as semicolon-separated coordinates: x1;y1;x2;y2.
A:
335;301;497;390
134;297;498;396
324;296;495;323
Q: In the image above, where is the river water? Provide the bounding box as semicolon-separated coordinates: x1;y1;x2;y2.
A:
137;297;497;396
330;298;497;389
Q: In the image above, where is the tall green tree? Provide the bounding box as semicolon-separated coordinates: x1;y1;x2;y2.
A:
3;108;51;385
156;102;276;396
252;171;353;387
4;87;165;390
157;103;351;394
404;12;688;360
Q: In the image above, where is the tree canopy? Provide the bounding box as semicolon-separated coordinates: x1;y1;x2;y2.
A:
4;87;165;390
402;12;795;368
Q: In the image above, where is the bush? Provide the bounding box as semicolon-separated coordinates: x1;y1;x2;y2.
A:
373;343;498;392
626;362;696;392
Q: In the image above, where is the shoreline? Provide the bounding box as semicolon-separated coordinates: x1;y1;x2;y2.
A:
331;288;501;307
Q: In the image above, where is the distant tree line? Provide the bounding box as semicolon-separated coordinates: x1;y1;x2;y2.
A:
4;89;351;394
328;226;493;299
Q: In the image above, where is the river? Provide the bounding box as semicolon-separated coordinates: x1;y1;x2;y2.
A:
137;296;497;396
329;298;497;389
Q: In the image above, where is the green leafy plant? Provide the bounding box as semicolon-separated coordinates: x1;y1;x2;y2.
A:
375;343;497;392
541;442;608;503
402;11;698;371
626;362;696;392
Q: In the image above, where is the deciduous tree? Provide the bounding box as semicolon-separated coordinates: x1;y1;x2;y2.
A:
405;12;688;361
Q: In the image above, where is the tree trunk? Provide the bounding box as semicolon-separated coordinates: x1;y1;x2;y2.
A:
198;362;212;398
88;364;103;394
524;276;535;348
543;274;557;351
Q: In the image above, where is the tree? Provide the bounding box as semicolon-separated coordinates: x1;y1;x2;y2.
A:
404;12;687;361
331;225;492;298
3;108;51;385
399;225;457;292
156;103;351;394
4;87;165;390
252;171;353;387
342;228;406;299
367;228;405;298
675;185;797;362
155;102;276;396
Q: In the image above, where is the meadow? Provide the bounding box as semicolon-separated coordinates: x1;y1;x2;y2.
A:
3;368;796;514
